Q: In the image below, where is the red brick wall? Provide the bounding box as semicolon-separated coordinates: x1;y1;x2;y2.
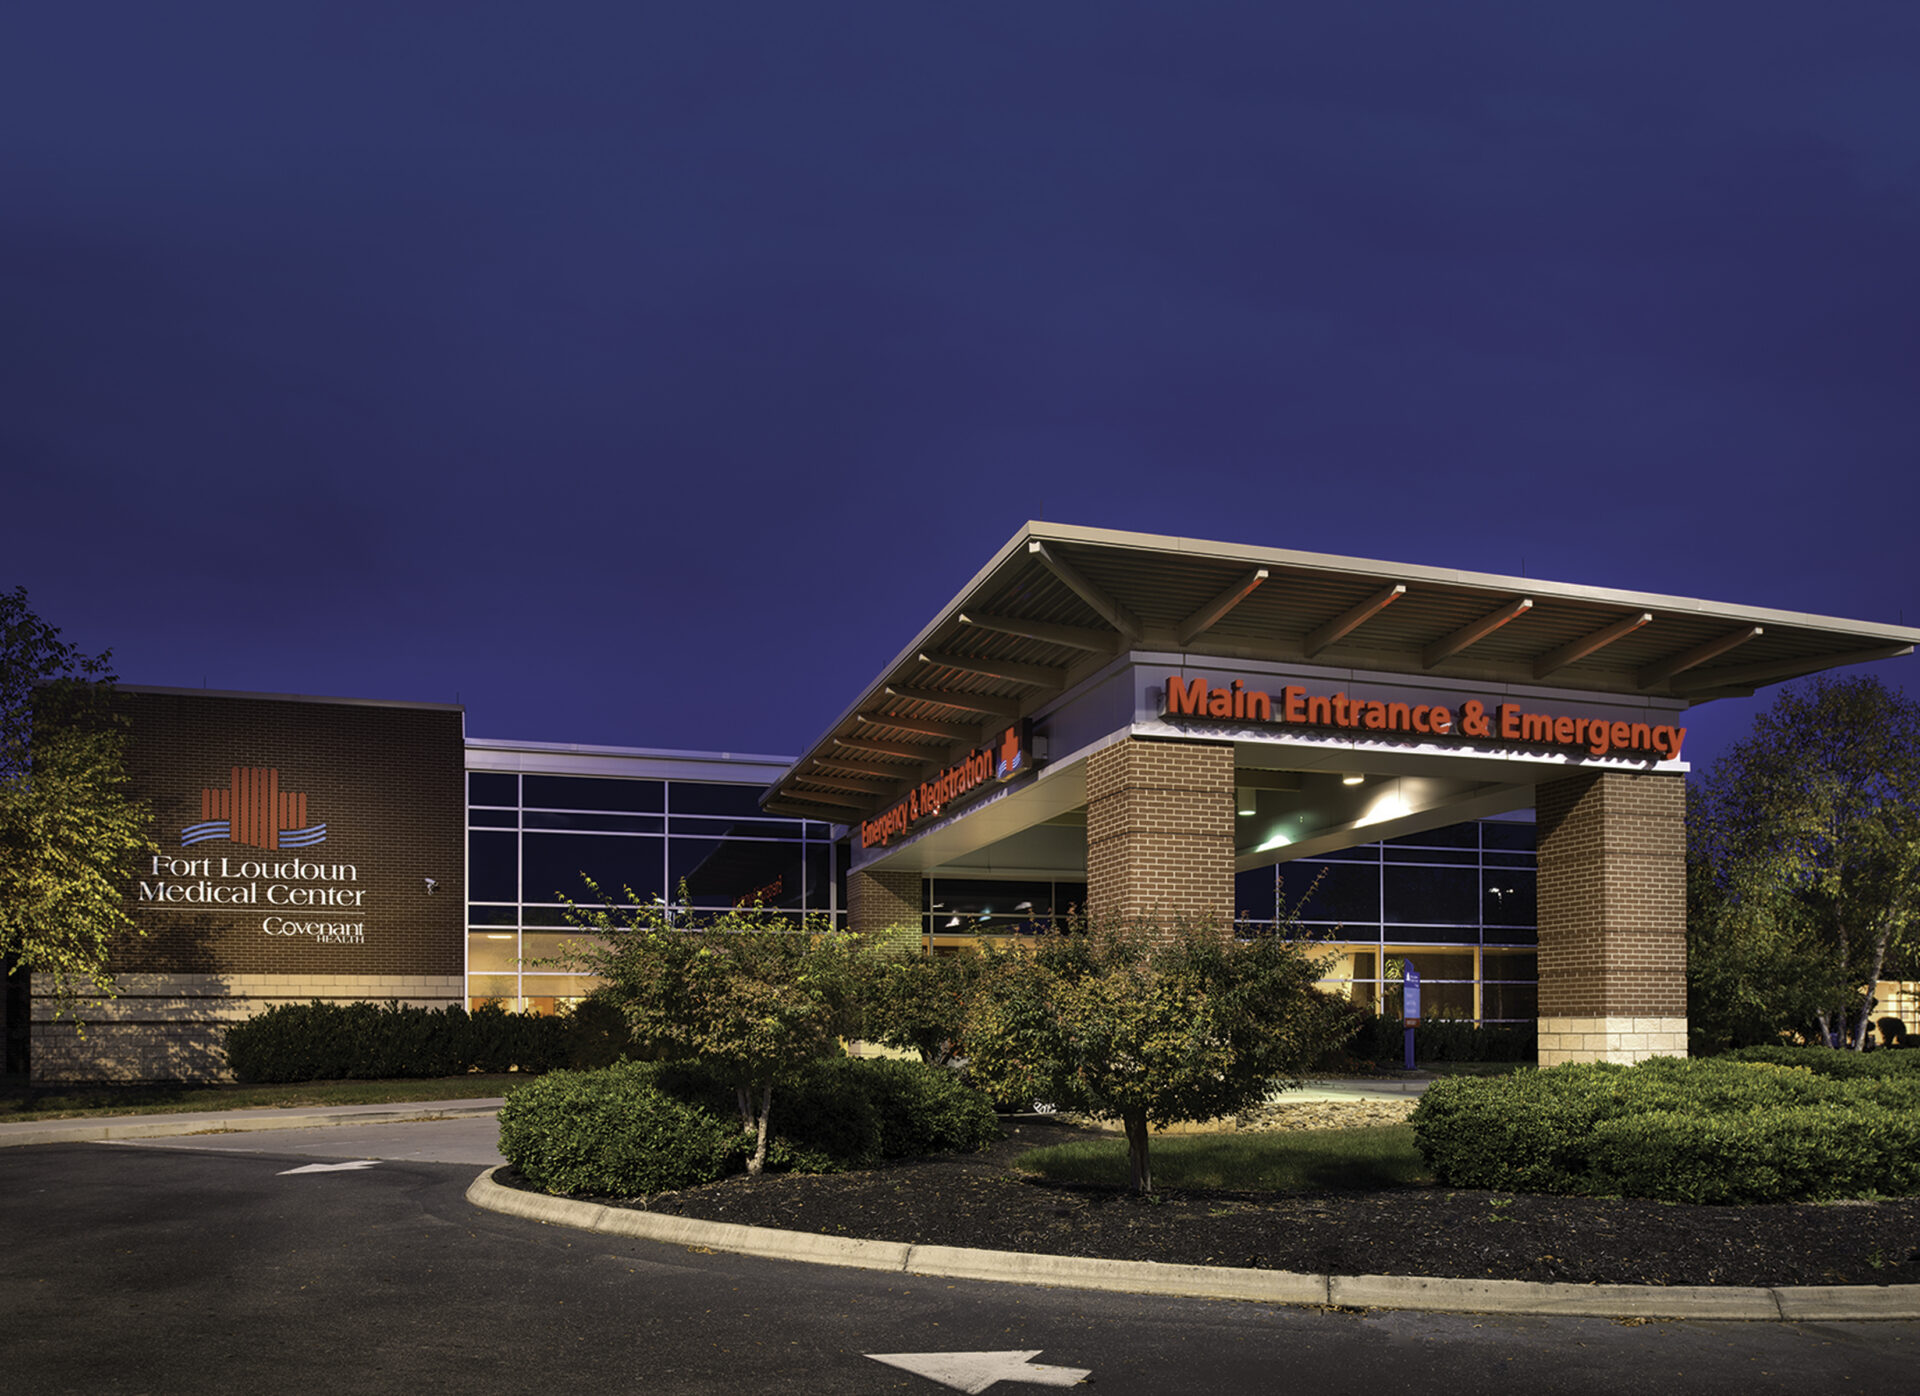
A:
848;865;922;935
115;690;465;978
1535;770;1686;1018
1085;737;1235;923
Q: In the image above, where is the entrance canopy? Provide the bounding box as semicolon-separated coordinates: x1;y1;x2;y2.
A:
766;523;1917;877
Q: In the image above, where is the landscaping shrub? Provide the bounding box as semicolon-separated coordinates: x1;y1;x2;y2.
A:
1722;1044;1920;1078
497;1055;1000;1195
1411;1055;1920;1202
497;1061;744;1195
1324;1006;1535;1068
223;999;570;1082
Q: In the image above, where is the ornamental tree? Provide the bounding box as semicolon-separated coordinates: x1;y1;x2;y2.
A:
1689;675;1920;1051
0;588;153;1005
561;885;862;1175
964;915;1347;1193
857;926;981;1066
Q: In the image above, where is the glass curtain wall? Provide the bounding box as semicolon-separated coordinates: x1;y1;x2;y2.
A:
1235;820;1537;1023
466;772;840;1011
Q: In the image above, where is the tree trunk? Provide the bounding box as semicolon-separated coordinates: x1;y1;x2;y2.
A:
1853;920;1895;1052
1123;1110;1152;1195
745;1082;773;1177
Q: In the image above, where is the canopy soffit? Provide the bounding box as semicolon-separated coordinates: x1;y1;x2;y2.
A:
765;523;1918;818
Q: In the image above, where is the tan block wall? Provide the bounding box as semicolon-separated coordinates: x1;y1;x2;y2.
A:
848;866;922;936
1535;770;1687;1062
1085;738;1235;923
1538;1016;1688;1066
30;972;464;1082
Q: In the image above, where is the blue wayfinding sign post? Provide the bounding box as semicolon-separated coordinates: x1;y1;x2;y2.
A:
1401;962;1420;1071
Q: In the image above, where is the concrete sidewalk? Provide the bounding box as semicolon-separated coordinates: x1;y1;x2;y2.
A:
0;1097;506;1148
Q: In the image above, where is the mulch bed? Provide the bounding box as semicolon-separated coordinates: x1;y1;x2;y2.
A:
504;1117;1920;1289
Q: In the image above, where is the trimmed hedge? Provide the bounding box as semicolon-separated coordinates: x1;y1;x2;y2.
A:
1331;1007;1536;1067
1722;1044;1920;1078
498;1055;1001;1196
1411;1055;1920;1202
223;1000;568;1082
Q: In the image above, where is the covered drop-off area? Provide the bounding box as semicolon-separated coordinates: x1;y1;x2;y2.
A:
765;525;1918;1066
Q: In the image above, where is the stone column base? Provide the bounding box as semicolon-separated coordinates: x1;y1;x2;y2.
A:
1537;1015;1688;1066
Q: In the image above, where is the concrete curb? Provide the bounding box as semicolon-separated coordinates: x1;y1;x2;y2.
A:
0;1101;504;1148
466;1166;1920;1321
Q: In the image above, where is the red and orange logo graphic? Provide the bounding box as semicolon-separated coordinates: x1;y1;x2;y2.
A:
181;767;327;849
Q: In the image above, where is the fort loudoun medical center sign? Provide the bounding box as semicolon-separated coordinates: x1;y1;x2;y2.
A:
861;724;1033;849
1163;675;1688;762
137;766;367;945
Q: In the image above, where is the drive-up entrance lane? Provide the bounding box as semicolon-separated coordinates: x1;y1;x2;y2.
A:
3;1141;1915;1396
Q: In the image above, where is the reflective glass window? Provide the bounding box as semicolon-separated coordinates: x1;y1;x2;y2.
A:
1483;850;1536;868
521;833;665;904
1483;950;1538;980
468;773;518;807
803;844;831;911
467;904;517;926
1279;861;1380;924
1386;823;1478;849
468;831;517;903
467;932;519;971
468;974;517;1003
1482;870;1536;927
1481;821;1537;851
1382;865;1480;924
523;775;663;813
468;807;518;828
524;811;664;834
1383;847;1478;865
670;837;804;909
666;783;765;817
668;816;795;840
1483;923;1538;946
1234;866;1280;923
1482;982;1539;1019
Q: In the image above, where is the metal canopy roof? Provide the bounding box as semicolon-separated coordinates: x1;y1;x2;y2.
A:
764;524;1918;819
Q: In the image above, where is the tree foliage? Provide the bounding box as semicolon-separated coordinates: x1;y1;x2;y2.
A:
857;927;981;1066
0;588;152;1004
963;915;1348;1193
1689;676;1920;1051
560;885;863;1175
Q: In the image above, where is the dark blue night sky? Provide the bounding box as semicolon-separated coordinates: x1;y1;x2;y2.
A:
6;4;1917;776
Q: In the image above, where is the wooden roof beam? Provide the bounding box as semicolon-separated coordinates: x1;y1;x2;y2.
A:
1531;611;1653;680
1304;584;1405;659
1422;597;1533;669
919;651;1066;690
812;758;906;779
1028;540;1142;641
957;612;1113;652
1636;626;1763;689
798;774;898;797
1175;568;1268;647
884;684;1023;720
1669;643;1911;694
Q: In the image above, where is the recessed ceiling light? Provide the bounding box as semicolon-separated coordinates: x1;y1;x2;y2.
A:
1342;773;1365;786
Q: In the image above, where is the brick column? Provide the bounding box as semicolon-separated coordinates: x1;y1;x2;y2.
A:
1535;770;1688;1065
1085;738;1236;924
847;866;922;936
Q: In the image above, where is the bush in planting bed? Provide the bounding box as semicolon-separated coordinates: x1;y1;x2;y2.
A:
1411;1055;1920;1202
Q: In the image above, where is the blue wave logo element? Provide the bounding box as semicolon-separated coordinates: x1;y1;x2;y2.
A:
277;824;328;848
182;820;229;845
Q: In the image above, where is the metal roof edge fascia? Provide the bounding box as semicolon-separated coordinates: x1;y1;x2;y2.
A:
117;684;465;713
1023;523;1920;646
767;521;1049;794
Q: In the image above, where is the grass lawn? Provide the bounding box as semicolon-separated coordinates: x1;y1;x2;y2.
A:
1015;1124;1431;1192
0;1075;522;1122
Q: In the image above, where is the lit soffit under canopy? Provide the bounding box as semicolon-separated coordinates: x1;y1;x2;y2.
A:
764;522;1919;820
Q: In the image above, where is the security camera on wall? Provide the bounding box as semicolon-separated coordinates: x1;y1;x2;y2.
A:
424;877;439;895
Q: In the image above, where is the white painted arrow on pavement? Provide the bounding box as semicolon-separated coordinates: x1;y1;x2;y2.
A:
277;1160;380;1175
865;1350;1090;1393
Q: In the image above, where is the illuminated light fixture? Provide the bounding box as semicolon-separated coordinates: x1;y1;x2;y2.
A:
1014;901;1033;912
1342;773;1365;786
945;916;962;928
1237;786;1257;816
1256;831;1294;853
485;933;512;940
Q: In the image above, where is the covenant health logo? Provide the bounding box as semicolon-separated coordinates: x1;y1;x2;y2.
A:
181;766;328;849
